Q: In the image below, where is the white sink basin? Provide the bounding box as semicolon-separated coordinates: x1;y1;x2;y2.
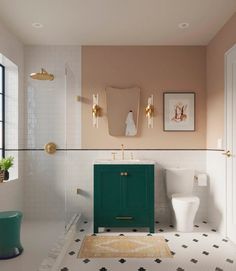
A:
94;159;155;165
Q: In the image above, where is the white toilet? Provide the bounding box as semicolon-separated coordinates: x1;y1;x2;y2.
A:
165;168;200;232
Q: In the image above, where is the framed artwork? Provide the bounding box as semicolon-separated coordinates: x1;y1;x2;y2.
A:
163;92;195;131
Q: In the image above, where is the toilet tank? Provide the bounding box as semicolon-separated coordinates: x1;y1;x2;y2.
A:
165;168;195;197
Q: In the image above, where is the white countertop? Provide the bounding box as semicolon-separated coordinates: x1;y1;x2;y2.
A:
94;159;156;165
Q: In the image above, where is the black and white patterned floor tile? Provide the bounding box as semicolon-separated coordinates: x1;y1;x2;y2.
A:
59;220;236;271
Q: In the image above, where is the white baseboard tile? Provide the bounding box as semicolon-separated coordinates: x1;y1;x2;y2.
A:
38;213;82;271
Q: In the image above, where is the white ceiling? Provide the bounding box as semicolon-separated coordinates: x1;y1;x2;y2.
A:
0;0;235;45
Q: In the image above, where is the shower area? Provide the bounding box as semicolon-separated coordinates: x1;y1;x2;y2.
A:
22;46;83;268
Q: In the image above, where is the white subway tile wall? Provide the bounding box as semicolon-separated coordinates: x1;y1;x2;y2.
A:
23;150;208;224
23;45;82;223
206;151;226;235
24;46;82;149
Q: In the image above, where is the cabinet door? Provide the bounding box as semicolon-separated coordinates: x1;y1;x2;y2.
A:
94;165;122;219
123;165;154;220
123;165;149;211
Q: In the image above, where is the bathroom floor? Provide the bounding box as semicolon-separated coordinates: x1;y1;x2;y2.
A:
0;220;65;271
59;220;236;271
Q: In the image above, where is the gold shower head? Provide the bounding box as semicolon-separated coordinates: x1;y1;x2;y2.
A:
30;68;54;81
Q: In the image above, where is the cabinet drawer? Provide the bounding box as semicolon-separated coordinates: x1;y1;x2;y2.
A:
95;212;149;227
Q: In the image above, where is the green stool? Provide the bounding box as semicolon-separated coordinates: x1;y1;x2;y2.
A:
0;211;23;259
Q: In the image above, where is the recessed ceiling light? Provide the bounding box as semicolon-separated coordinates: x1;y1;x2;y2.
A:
178;22;189;29
32;22;43;28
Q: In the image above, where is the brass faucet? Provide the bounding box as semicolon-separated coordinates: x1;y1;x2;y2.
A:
121;144;125;160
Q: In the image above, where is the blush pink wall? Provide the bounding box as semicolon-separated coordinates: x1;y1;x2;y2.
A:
207;12;236;148
82;46;206;149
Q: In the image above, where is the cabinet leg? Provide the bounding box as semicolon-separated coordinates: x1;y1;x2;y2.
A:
150;225;155;233
94;224;98;234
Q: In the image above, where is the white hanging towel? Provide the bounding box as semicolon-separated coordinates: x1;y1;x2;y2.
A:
125;110;137;136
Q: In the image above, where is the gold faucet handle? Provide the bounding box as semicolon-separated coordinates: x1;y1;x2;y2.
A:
111;152;117;160
130;152;134;160
121;144;125;160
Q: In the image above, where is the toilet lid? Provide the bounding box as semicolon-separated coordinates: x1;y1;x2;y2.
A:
171;193;199;203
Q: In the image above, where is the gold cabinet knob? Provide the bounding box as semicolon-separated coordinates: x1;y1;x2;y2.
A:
124;172;128;176
120;172;124;176
44;142;57;154
222;150;232;157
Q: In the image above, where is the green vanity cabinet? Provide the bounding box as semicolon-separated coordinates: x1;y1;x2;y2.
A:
94;164;155;233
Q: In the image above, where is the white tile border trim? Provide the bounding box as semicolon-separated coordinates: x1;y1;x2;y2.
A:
38;213;82;271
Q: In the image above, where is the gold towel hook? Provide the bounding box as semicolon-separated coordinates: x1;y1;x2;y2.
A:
222;150;232;157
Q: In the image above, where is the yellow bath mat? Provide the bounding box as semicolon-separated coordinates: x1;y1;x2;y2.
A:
78;235;173;258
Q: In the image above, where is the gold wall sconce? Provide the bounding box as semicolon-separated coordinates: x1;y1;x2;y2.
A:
92;94;101;128
145;95;154;128
44;142;57;154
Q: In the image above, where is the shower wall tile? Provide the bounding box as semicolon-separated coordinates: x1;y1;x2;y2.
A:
23;150;66;220
23;45;82;222
24;46;82;149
